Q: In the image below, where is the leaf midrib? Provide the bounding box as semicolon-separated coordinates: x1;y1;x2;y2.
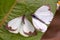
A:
0;0;17;27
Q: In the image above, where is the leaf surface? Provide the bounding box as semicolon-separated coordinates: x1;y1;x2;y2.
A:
0;0;57;40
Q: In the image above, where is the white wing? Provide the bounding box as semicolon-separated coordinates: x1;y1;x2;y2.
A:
8;17;22;34
35;5;49;12
8;16;29;37
23;18;35;33
32;17;47;32
34;5;54;24
19;24;29;37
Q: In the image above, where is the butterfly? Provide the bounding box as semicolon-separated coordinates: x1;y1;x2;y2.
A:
6;5;54;37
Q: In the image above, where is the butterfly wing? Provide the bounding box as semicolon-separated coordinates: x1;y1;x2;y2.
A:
34;5;54;24
23;18;36;36
32;17;47;32
7;17;22;34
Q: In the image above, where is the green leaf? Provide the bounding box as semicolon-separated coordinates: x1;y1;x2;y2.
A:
0;0;58;40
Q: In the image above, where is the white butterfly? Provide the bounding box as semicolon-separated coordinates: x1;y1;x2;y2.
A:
6;5;54;37
6;16;36;37
32;5;54;32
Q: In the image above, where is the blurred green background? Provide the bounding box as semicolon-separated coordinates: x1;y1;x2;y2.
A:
0;0;58;40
